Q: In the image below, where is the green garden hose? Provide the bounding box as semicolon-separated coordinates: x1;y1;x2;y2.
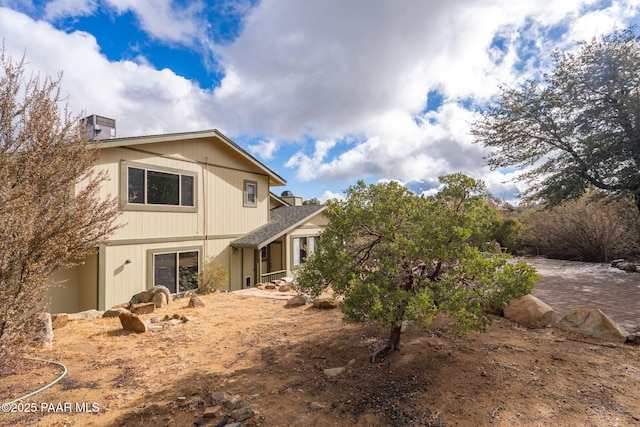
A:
2;357;68;406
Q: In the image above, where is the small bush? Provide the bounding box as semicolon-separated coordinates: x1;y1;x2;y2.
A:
490;217;523;254
197;257;228;294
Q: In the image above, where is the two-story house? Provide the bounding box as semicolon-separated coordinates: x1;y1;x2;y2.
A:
49;116;327;314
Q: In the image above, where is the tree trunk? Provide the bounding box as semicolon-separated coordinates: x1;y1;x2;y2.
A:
371;324;403;363
388;324;402;351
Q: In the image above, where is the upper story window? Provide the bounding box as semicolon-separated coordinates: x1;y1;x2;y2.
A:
121;161;197;212
244;180;257;207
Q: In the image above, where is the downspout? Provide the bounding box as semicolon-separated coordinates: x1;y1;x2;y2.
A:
203;157;208;261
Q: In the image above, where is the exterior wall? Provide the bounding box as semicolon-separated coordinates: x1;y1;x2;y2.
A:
241;248;255;290
55;134;279;310
285;215;329;277
48;252;98;314
95;138;271;244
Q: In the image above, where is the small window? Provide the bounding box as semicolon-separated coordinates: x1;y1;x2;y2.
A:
293;236;317;266
122;161;197;211
244;180;257;207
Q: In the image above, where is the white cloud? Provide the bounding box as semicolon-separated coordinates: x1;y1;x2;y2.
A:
0;7;215;136
248;138;278;160
3;0;640;203
44;0;97;20
285;139;336;181
104;0;204;45
319;189;343;203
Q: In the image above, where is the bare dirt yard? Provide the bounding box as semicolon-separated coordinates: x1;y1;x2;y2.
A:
2;258;640;427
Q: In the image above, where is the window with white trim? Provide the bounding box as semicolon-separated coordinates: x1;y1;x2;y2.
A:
292;236;317;266
123;161;196;210
152;250;200;294
244;180;257;207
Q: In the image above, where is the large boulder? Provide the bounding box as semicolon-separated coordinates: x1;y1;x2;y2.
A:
557;308;629;343
129;285;173;308
312;298;339;309
503;294;555;329
187;293;205;308
284;295;307;308
119;312;147;333
130;302;155;315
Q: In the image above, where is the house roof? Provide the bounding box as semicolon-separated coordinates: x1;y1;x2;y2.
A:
97;129;286;186
232;205;327;249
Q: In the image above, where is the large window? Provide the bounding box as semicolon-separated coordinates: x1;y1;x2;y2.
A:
122;161;196;211
292;236;317;267
151;249;200;294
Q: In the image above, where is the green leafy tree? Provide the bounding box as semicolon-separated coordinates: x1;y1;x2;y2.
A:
297;174;539;361
472;29;640;212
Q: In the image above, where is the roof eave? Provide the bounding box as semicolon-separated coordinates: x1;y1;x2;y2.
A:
231;205;327;249
95;129;287;187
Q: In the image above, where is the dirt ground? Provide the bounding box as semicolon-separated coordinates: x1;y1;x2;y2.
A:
2;259;640;427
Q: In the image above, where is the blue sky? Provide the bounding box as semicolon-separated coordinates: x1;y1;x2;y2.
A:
2;0;640;202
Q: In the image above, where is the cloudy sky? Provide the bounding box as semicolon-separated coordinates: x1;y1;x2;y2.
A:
2;0;640;202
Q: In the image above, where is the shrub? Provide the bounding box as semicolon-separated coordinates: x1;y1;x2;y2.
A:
520;194;640;261
490;217;524;254
196;257;228;294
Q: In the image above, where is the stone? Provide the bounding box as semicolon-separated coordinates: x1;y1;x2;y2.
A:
281;276;295;283
36;312;54;346
119;312;147;333
278;284;292;292
203;405;222;418
309;402;324;410
103;307;130;318
557;308;629;343
152;292;168;308
504;294;554;329
187;293;205;308
284;295;307;308
130;302;155;315
68;309;104;320
222;394;242;409
211;391;231;403
617;261;638;272
230;406;255;421
313;298;339;309
264;283;277;290
610;259;625;268
51;313;69;329
323;367;346;377
129;285;172;307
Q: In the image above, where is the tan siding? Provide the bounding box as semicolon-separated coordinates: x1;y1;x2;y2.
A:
48;253;98;313
59;134;284;310
94;139;270;243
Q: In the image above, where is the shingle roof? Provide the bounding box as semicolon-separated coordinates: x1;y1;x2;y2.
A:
231;205;326;248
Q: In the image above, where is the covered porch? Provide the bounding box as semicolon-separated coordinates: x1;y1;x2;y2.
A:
231;204;327;288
